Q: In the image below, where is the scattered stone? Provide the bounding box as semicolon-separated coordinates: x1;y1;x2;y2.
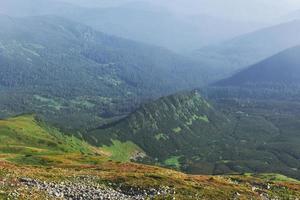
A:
19;176;174;200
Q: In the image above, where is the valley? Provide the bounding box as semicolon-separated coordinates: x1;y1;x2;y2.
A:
0;0;300;199
0;15;207;131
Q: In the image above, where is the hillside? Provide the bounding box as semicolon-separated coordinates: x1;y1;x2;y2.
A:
193;20;300;79
0;115;105;166
86;91;300;179
1;161;300;199
0;15;206;130
1;115;299;199
86;91;229;162
214;45;300;90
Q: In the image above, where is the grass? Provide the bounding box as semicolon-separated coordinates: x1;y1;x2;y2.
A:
0;115;93;153
248;173;300;183
0;161;299;200
0;115;147;166
164;156;181;169
102;140;142;162
0;115;103;166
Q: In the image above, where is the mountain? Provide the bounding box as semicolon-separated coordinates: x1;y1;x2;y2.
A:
215;46;300;87
0;15;207;130
86;91;229;162
86;90;300;179
75;4;262;52
202;47;300;179
193;20;300;79
149;0;300;22
0;0;263;52
282;9;300;22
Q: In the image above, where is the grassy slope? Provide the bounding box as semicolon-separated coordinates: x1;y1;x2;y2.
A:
0;115;107;166
0;114;145;167
102;140;143;162
0;161;299;199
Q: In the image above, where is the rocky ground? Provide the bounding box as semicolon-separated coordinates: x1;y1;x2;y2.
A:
0;161;300;200
18;176;173;200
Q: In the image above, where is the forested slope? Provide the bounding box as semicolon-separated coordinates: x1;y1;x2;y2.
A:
0;15;206;130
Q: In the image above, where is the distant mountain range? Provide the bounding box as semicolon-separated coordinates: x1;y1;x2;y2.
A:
148;0;300;22
74;5;262;52
0;0;264;52
215;45;300;87
0;15;206;130
282;9;300;21
193;20;300;79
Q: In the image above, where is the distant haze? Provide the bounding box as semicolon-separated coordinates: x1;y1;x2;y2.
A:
150;0;300;21
59;0;300;22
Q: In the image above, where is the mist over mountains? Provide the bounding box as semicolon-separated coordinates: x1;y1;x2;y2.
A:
0;14;210;130
57;0;300;22
215;45;300;87
193;20;300;80
1;0;300;198
0;0;266;52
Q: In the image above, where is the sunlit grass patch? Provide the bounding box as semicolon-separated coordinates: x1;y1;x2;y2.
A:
102;140;142;162
164;156;181;169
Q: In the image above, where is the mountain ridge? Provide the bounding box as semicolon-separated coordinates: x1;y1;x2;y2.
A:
86;90;300;179
193;20;300;79
0;0;263;52
214;45;300;87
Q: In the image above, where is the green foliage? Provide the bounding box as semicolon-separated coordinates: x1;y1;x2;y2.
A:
249;173;300;183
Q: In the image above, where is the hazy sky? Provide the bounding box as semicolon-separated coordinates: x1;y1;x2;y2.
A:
149;0;300;22
59;0;300;22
